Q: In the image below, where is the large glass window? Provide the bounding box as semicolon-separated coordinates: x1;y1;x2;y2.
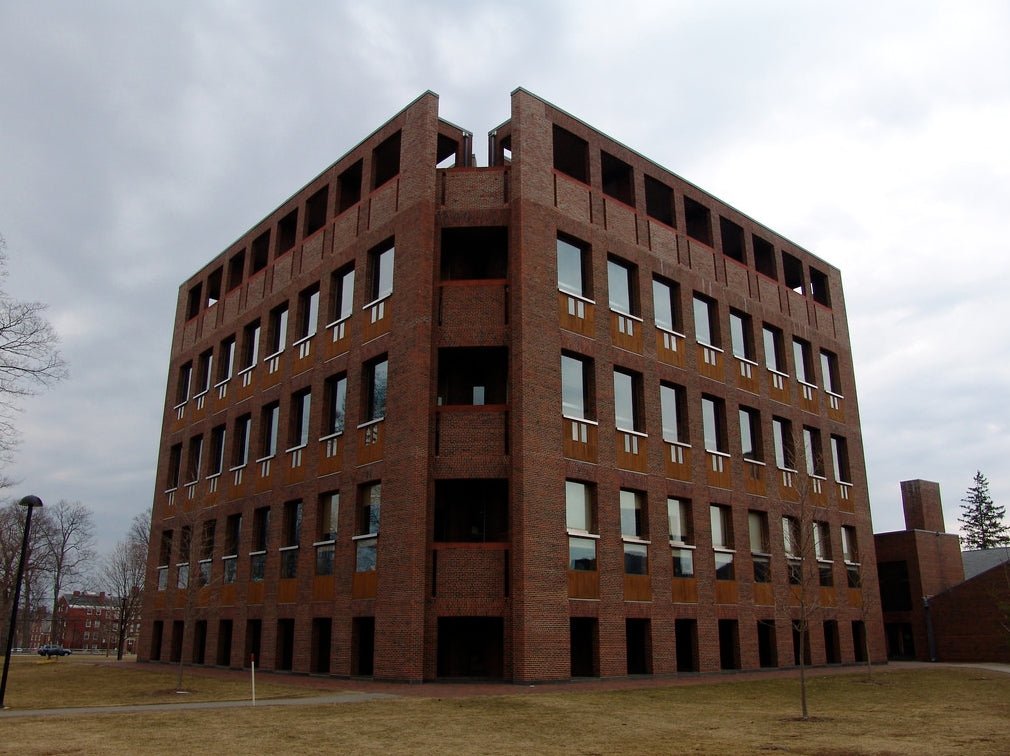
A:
291;389;311;448
749;510;771;584
370;242;395;301
241;320;261;370
217;336;236;384
652;277;679;332
621;490;648;576
232;414;251;468
209;424;226;476
702;396;727;453
607;257;635;315
331;265;355;323
803;426;824;477
613;368;642;432
260;402;280;459
729;310;754;361
267;304;289;356
820;349;841;395
297;285;319;340
793;338;814;384
772;417;795;470
711;504;734;581
561;353;591;419
763;325;785;374
557;236;588;297
831;435;851;483
567;481;597;572
660;383;687;444
693;294;718;347
324;373;347;435
365;358;388;421
739;407;761;461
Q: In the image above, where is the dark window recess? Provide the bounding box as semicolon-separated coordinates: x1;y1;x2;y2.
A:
187;283;202;320
205;268;222;307
782;251;805;293
719;217;745;263
809;266;831;307
878;561;913;612
276;210;297;256
372;131;401;189
684;197;712;246
433;479;509;542
304;186;329;236
436;133;460;168
601;150;634;206
552;125;589;183
753;235;776;279
227;250;246;291
337;160;362;213
644;175;675;227
250;231;270;274
437;347;508;405
440;227;508;280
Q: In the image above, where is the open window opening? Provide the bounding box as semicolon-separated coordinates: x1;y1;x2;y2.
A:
809;266;831;307
601;150;634;206
205;268;222;308
437;617;503;678
782;251;805;294
276;210;298;257
186;283;202;320
437;347;508;406
372;131;401;190
433;478;508;543
684;197;712;246
440;227;508;281
719;217;745;263
304;186;329;237
250;231;270;274
753;235;776;279
337;160;363;213
570;617;599;678
644;175;675;227
552;124;588;183
626;618;652;675
227;250;245;292
436;132;461;169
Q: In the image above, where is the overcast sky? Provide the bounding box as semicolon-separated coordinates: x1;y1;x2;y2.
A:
1;1;1007;561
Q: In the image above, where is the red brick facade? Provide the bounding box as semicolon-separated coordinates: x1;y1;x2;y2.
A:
139;89;885;682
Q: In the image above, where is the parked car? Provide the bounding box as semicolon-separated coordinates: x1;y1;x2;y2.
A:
38;644;71;658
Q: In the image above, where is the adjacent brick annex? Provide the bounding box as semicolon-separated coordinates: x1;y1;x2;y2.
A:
139;88;886;683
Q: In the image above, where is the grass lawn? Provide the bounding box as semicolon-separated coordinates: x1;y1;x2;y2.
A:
1;657;1009;755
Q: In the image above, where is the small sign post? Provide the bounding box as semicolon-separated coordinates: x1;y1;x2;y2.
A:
251;654;256;706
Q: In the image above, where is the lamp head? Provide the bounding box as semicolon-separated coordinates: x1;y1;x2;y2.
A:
18;495;43;509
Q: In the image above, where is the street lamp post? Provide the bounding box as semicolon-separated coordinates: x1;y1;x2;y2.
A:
0;495;43;709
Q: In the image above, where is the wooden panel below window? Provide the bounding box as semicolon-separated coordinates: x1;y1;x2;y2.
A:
318;436;343;476
848;588;862;608
247;582;265;605
672;577;698;603
616;432;648;473
562;417;598;463
706;452;732;489
827;393;845;422
312;575;335;602
361;298;391;343
768;371;789;404
799;382;819;414
220;584;236;606
623;573;652;602
324;319;350;360
744;461;767;496
665;443;691;482
697;344;725;382
657;330;686;368
754;582;774;606
715;580;738;604
568;569;599;600
278;578;298;604
558;291;595;337
356;420;385;465
610;311;643;354
819;586;837;607
353;570;378;600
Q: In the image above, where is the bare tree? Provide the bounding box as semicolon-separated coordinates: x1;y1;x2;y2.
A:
0;234;69;475
44;500;95;643
0;499;51;649
100;510;149;659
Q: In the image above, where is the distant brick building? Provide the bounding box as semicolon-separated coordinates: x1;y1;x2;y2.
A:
139;89;884;682
876;480;1010;662
56;591;139;653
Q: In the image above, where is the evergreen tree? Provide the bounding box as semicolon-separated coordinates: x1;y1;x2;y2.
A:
958;471;1009;549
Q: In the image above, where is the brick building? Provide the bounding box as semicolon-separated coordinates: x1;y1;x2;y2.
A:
139;89;884;682
56;591;138;653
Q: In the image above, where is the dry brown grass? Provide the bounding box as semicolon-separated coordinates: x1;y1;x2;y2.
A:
2;658;1009;755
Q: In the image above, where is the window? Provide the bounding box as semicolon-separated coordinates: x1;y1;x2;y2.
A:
209;424;226;476
749;511;771;584
772;417;795;470
282;500;302;548
206;268;223;307
566;481;597;572
267;304;289;356
260;402;280;459
552;124;589;183
337;159;362;213
739;407;762;461
252;506;270;552
217;336;236;384
763;325;786;374
842;525;860;587
371;130;401;189
719;217;745;263
158;530;173;566
711;505;734;580
684;197;712;246
792;338;814;385
701;395;727;453
433;479;509;543
318;492;339;542
613;368;642;432
166;444;182;490
601;150;634;206
241;320;260;371
652;276;680;332
820;349;841;395
186;435;203;483
557;236;589;298
331;265;355;324
561;353;592;419
814;521;833;587
440;227;508;281
660;383;687;444
644;175;674;226
369;241;395;302
276;210;297;256
753;235;776;279
297;285;320;340
729;310;754;361
195;349;213;396
176;362;192;406
232;414;251;468
224;514;241;556
803;426;824;477
437;347;508;406
355;483;380;573
831;435;851;483
227;250;245;291
290;389;311;448
692;294;718;347
250;231;270;274
782;251;805;293
668;498;694;578
621;490;648;575
199;520;216;586
607;257;636;315
187;283;202;320
364;357;388;422
324;373;347;436
304;186;329;236
809;266;831;307
783;516;802;585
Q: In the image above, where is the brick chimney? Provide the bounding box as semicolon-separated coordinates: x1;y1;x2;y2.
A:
901;479;946;532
